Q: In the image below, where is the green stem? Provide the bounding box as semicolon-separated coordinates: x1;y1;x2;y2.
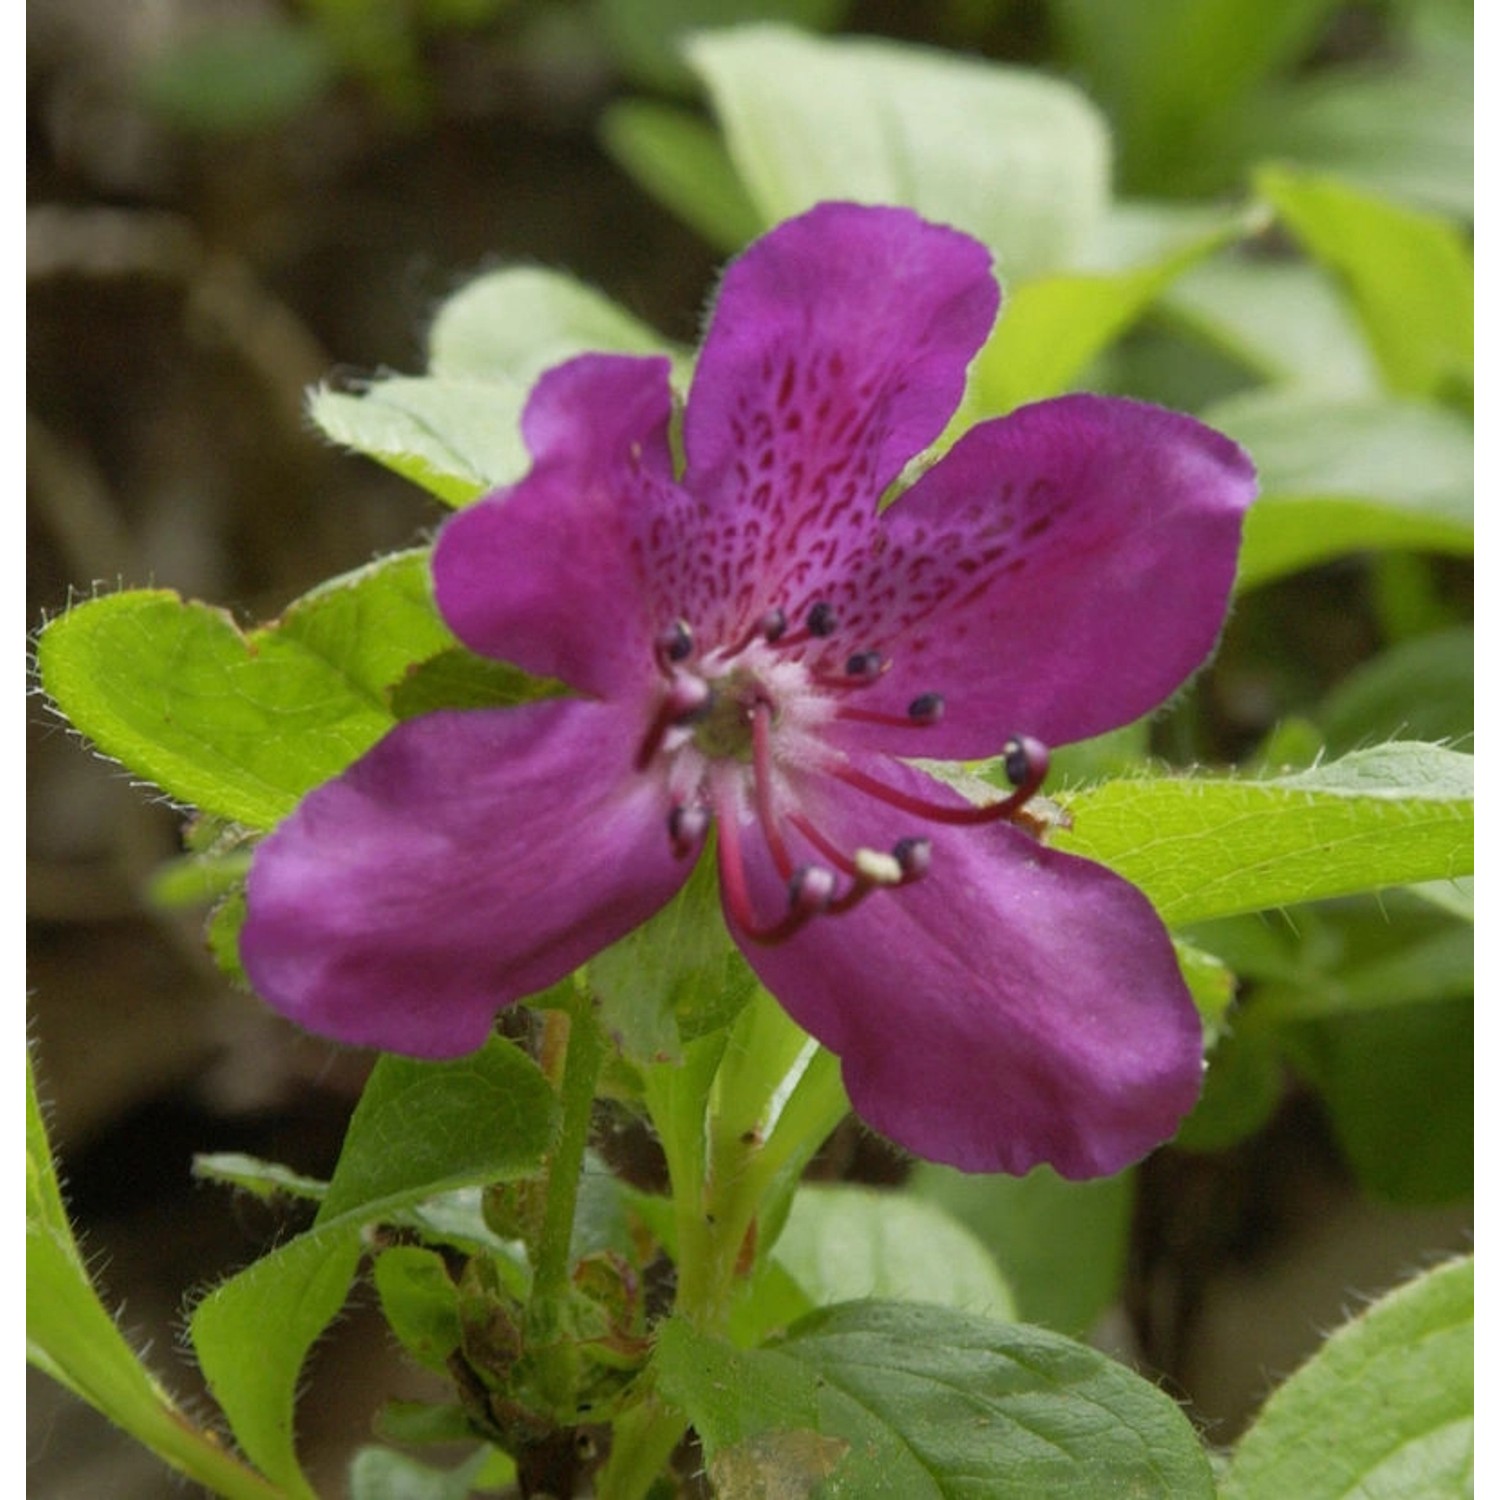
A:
594;1390;689;1500
526;988;605;1408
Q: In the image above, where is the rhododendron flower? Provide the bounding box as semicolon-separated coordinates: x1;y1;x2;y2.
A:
242;203;1255;1178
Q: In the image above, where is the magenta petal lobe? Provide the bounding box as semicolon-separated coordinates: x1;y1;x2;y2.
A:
434;354;679;699
724;757;1203;1177
241;698;690;1057
827;393;1257;760
677;203;999;645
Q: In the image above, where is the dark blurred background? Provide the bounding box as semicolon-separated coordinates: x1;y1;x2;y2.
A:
27;2;1471;1496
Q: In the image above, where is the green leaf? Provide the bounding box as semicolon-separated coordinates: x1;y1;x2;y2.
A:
1239;29;1473;218
191;1227;364;1496
967;204;1243;412
426;265;682;387
688;26;1109;282
28;1056;283;1500
1050;0;1337;195
1163;256;1380;394
1052;744;1473;926
1255;165;1472;401
348;1445;514;1500
308;377;523;506
375;1401;481;1447
770;1184;1015;1320
656;1302;1214;1496
37;552;488;828
590;842;758;1064
909;1164;1133;1334
599;101;763;253
1172;1028;1283;1153
191;1038;555;1491
317;1036;558;1224
1203;391;1473;590
1221;1257;1472;1498
38;590;396;828
389;648;566;720
1283;997;1472;1205
373;1246;463;1372
270;548;453;703
1317;628;1473;756
192;1152;328;1203
311;271;681;505
1187;893;1472;1194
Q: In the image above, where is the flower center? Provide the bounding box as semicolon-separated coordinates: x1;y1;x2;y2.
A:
687;669;764;762
637;601;1049;945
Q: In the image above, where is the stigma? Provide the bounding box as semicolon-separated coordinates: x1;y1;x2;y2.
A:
636;599;1049;945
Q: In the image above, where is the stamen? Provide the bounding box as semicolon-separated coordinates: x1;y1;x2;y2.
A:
827;880;879;916
852;848;904;886
1001;735;1049;793
723;607;790;660
763;600;838;653
715;783;830;945
635;675;712;770
807;601;839;637
892;836;932;879
831;735;1050;826
751;700;795;879
668;804;710;856
789;865;837;908
656;619;693;667
760;607;789;643
787;815;929;899
812;648;891;693
835;692;945;728
787;811;861;877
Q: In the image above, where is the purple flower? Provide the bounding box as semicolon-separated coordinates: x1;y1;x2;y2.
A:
241;204;1255;1178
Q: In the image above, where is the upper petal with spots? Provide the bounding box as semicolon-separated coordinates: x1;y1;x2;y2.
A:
673;203;999;648
822;394;1257;760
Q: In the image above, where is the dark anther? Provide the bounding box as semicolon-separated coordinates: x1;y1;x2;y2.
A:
907;693;945;724
806;601;839;636
760;607;789;642
657;619;694;663
1003;736;1037;787
892;836;932;879
668;804;710;853
845;650;885;678
788;864;836;910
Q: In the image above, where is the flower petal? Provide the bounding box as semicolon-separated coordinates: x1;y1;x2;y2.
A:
241;698;690;1057
725;755;1202;1176
678;203;998;644
825;394;1257;759
433;354;682;699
